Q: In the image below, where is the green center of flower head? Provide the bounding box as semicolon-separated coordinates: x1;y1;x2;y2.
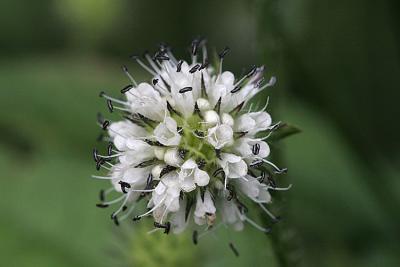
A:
92;39;292;241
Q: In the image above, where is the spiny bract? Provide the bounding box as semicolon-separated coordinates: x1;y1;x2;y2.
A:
92;39;290;237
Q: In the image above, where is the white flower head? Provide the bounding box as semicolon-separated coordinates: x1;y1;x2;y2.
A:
92;39;289;237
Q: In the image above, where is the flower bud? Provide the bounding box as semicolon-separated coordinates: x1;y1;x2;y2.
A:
204;110;220;126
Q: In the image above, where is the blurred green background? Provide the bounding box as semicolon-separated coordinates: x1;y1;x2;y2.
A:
1;0;399;266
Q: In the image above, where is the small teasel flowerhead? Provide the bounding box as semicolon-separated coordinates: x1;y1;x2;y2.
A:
92;38;293;240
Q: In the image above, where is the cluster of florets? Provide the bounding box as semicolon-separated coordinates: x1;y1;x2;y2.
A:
92;39;290;238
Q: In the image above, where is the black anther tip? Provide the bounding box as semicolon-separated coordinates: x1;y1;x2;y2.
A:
179;87;193;94
96;203;109;208
192;230;198;245
218;46;230;59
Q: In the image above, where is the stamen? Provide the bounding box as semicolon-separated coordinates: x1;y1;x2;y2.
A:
93;148;99;162
99;189;105;201
121;65;138;87
229;242;239;257
179;87;193;94
176;60;183;72
107;100;114;112
197;159;206;169
260;159;287;174
160;165;177;178
167;101;181;116
107;143;113;156
111;213;119;226
121;84;133;94
130;55;157;76
118;181;131;194
178;148;187;159
250;159;263;168
259;203;279;223
102;120;110;130
154;222;171;234
252;143;260;155
192;230;198;245
189;64;200;73
218;46;230;59
243;215;271;233
96;203;109;208
213;168;224;177
191;39;199;56
214;97;222;114
229;102;245;114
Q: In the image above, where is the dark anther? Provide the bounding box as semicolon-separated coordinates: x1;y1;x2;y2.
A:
132;216;141;221
191;39;199;55
226;184;235;201
155;54;170;61
259;171;266;183
160;165;177;178
250;159;263;168
197;159;206;170
194;102;200;113
159;75;171;92
167;101;181;116
99;91;106;98
194;129;204;137
154;222;171;234
189;64;200;73
234;131;247;139
252;143;260;155
152;78;159;85
122;65;129;72
230;85;242;94
178;148;187;159
176;60;183;72
192;230;198;245
121;84;133;94
96;158;105;171
135;159;157;168
229;242;239;257
96;203;109;208
215;97;222;114
107;99;114;112
245;65;257;78
118;181;131;194
199;59;209;70
215;149;222;160
179;86;193;94
146;174;153;189
143;139;165;147
93;148;99;162
107;142;113;156
273;216;282;224
218;46;230;59
255;77;265;88
99;189;105;201
274;168;288;175
122;205;128;212
112;214;119;226
213;168;225;178
102;120;110;130
177;126;183;135
200;187;206;202
230;102;244;114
